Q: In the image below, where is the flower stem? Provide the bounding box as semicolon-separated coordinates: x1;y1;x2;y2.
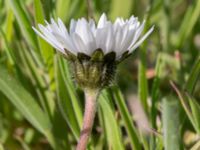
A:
76;89;99;150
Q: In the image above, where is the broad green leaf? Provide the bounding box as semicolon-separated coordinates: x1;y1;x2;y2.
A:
162;96;181;150
99;91;124;150
111;86;141;150
0;66;56;148
9;0;38;50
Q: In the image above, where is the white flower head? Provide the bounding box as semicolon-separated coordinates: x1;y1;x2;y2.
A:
33;13;154;61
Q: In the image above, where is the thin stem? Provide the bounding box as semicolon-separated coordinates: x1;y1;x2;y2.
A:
76;89;99;150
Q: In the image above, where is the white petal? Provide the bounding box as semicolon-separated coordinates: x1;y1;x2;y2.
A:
58;18;68;36
97;13;107;28
96;23;114;54
32;26;65;54
72;33;88;54
114;27;123;51
70;19;77;35
128;21;145;49
89;19;96;35
129;26;154;53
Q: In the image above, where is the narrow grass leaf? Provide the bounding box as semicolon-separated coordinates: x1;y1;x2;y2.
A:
111;86;141;150
138;46;148;113
0;66;56;148
109;0;133;19
177;0;200;47
21;47;55;118
186;94;200;133
171;82;196;131
5;9;14;42
99;91;124;150
56;0;70;21
9;0;38;50
57;55;83;128
55;55;80;139
185;56;200;94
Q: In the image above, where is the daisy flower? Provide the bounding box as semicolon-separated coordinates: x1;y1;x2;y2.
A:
33;13;154;150
33;13;154;89
33;13;154;61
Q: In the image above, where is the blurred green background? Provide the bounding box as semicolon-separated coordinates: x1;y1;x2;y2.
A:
0;0;200;149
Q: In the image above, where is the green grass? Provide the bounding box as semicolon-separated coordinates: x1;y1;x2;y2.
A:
0;0;200;149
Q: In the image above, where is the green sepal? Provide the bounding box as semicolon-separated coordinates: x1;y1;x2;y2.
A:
64;48;76;61
77;53;91;62
91;49;104;61
117;51;131;64
104;51;116;63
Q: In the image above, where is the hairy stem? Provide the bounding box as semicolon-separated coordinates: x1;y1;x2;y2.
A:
76;89;99;150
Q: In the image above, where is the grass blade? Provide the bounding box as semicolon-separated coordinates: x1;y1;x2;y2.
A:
56;0;70;21
99;91;124;150
0;66;56;148
185;56;200;94
9;0;38;50
55;55;80;139
109;0;133;19
111;86;141;150
187;94;200;133
138;46;148;113
176;0;200;48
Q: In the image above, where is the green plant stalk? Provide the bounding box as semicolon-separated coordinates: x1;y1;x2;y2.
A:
162;96;181;150
151;53;162;128
76;89;99;150
150;53;162;149
138;45;149;114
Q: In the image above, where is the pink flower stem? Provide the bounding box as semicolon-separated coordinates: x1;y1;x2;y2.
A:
76;89;99;150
